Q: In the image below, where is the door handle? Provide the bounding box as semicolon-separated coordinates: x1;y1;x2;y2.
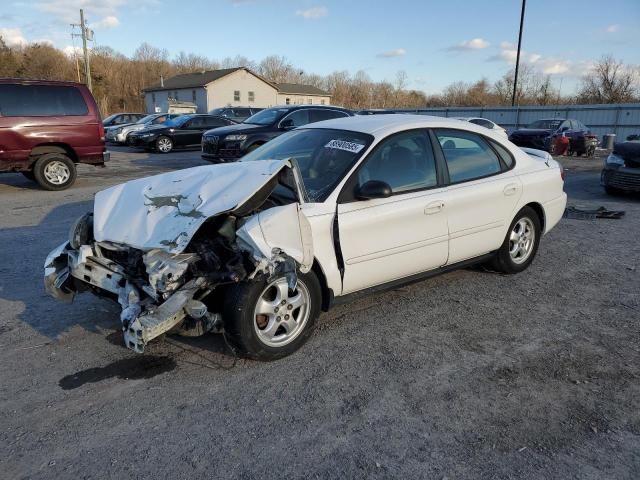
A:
503;183;518;196
424;200;445;215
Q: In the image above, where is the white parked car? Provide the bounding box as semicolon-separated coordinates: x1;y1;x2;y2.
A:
105;113;178;144
45;115;566;360
454;117;508;138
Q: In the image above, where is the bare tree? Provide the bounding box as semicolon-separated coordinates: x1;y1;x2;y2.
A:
577;55;638;103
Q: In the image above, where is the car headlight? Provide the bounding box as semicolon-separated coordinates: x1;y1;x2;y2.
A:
226;134;247;141
606;153;625;166
69;212;93;249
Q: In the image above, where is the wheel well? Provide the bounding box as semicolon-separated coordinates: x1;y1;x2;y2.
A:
525;202;546;233
311;260;332;312
29;144;78;165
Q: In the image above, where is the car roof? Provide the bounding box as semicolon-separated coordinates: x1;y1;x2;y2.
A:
303;113;489;136
267;104;351;112
0;78;86;88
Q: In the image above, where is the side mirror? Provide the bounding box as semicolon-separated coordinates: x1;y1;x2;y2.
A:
280;119;295;130
356;180;392;200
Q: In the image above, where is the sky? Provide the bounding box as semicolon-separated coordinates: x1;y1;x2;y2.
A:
1;0;639;94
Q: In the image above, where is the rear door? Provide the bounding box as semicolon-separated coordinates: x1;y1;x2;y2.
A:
432;129;521;264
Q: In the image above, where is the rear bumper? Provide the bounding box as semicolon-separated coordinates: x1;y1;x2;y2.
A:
601;166;640;192
543;192;567;234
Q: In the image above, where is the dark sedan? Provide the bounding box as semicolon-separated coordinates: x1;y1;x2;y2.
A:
509;118;591;153
128;114;237;153
602;141;640;195
201;105;353;163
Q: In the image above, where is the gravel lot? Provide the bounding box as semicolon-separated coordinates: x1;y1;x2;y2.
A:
0;146;638;479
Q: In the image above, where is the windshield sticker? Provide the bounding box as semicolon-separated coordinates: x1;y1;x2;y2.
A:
324;139;365;154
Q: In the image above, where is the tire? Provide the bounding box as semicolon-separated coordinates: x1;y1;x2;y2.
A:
490;206;541;274
605;186;623;196
222;271;322;360
33;153;77;191
155;136;173;153
21;171;35;181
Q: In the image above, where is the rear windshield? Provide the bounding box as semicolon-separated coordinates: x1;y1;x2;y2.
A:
0;84;89;116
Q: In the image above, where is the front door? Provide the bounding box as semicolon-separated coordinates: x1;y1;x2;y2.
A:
337;129;449;294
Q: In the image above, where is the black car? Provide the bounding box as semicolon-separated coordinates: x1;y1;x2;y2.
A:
201;105;353;162
128;114;238;153
102;112;146;127
509;118;591;153
602;141;640;195
210;107;263;122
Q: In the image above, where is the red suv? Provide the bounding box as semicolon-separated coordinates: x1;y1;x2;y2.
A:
0;79;109;190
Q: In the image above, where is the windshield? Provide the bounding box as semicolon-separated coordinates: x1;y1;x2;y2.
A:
136;115;157;124
103;114;118;123
165;115;191;127
241;128;374;202
244;108;289;126
527;119;562;129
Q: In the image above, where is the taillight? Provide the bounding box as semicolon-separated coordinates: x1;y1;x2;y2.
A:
98;123;105;142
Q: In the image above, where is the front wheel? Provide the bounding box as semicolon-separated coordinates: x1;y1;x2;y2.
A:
155;136;173;153
222;271;321;360
490;206;541;274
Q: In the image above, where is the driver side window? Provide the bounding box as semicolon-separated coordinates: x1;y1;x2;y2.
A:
357;130;437;194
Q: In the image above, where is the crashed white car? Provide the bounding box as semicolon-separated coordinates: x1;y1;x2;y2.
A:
45;115;566;360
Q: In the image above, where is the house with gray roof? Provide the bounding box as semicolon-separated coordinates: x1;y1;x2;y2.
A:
143;67;331;114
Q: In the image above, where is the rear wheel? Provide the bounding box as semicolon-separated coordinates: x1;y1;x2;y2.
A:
222;271;321;360
490;206;541;274
155;136;173;153
33;153;77;191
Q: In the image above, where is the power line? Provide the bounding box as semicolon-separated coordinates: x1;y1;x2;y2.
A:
512;0;527;107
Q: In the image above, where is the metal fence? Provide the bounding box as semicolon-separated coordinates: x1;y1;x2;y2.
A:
396;103;640;141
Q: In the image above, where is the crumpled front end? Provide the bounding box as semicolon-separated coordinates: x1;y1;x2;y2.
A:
44;161;313;353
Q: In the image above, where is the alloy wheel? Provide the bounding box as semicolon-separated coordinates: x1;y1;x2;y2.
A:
253;278;311;347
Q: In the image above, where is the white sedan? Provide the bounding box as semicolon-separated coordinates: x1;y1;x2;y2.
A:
454;117;509;138
45;115;566;360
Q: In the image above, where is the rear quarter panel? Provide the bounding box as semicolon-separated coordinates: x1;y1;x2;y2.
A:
510;149;567;235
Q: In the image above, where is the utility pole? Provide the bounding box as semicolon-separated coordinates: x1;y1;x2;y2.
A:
80;9;92;92
512;0;526;107
72;10;93;91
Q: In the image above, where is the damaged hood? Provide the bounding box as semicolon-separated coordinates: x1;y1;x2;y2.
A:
93;159;293;253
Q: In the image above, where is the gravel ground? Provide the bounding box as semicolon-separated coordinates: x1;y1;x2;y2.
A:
0;147;638;479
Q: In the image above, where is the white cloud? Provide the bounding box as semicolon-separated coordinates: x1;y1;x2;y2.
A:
449;38;490;51
0;27;27;46
295;6;328;19
34;0;127;24
488;40;593;77
92;15;120;29
377;48;406;58
63;45;83;56
605;24;620;33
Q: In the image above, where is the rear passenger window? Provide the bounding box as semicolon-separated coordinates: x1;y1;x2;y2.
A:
0;84;88;116
488;139;514;168
357;130;437;194
436;130;503;183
